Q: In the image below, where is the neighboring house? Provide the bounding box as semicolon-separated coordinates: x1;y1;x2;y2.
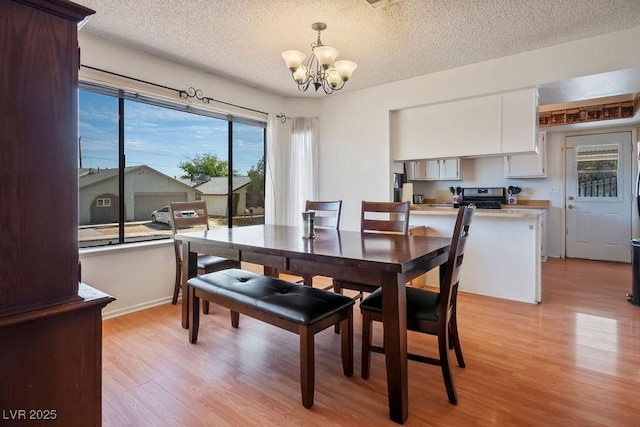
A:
78;165;201;225
189;176;252;217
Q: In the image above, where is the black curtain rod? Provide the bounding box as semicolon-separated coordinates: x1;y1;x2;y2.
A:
80;64;269;116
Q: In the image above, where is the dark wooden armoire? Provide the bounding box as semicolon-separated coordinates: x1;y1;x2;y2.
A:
0;1;114;425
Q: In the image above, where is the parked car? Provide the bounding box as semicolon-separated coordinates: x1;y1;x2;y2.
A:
150;206;197;225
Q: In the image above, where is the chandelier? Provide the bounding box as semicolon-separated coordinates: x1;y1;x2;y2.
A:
281;22;357;94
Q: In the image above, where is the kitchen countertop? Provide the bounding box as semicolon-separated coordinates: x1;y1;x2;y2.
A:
422;199;550;209
411;205;545;218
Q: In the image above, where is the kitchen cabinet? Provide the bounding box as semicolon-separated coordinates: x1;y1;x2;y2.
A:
406;158;460;180
501;88;538;154
391;88;537;160
504;132;547;178
410;208;543;304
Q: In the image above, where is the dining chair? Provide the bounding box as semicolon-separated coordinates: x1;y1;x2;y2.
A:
359;205;475;404
332;201;410;299
169;201;238;311
285;200;342;287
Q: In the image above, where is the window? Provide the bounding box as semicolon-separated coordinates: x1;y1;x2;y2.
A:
576;144;619;198
96;198;111;207
79;84;266;248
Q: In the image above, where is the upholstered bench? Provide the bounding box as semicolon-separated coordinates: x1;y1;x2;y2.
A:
187;268;354;408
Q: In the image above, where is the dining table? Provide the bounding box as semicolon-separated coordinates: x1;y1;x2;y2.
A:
176;224;451;424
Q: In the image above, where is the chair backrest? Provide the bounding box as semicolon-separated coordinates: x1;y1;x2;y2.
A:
169;201;210;235
360;201;410;235
169;201;210;259
438;205;475;323
305;200;342;230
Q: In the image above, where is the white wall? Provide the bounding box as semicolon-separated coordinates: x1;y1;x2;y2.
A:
318;26;640;233
79;33;286;118
80;240;176;318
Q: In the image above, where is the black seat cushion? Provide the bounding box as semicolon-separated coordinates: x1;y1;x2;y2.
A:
197;255;237;272
360;286;440;322
188;269;355;325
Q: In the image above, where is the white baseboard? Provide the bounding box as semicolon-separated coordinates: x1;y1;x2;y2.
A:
102;296;174;320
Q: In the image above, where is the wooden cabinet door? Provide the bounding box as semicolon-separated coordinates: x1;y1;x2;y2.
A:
0;0;93;314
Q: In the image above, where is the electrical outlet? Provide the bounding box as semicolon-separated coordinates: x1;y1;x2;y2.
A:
551;185;559;194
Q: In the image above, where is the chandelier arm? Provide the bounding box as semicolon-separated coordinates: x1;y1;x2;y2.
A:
298;78;311;92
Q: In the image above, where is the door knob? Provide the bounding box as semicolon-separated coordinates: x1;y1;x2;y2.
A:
568;205;574;209
568;196;574;201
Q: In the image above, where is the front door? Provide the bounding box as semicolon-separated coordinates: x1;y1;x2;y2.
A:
565;132;632;263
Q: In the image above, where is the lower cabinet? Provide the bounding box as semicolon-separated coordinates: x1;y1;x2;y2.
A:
0;284;113;426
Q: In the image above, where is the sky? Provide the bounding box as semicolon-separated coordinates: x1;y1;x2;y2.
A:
78;90;265;178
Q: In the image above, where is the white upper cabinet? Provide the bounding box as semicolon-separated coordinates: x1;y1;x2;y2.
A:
505;131;547;178
500;88;538;155
405;158;460;181
391;88;538;160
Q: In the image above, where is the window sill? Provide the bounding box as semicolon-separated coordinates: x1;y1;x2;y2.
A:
79;239;173;258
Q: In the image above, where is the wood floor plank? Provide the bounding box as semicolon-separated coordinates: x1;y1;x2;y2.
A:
103;258;640;426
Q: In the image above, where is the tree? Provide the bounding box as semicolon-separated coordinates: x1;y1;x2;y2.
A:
246;157;265;207
178;154;236;178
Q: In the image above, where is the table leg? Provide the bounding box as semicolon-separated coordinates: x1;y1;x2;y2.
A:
181;242;197;329
381;271;408;424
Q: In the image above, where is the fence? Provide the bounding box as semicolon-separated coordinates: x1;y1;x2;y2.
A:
578;177;617;197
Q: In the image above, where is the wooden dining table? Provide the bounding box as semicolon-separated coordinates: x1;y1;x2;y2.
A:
176;224;450;424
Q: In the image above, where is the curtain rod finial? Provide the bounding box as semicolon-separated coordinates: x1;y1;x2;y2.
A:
276;113;287;123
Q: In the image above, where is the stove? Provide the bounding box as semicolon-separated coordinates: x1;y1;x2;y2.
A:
455;187;506;209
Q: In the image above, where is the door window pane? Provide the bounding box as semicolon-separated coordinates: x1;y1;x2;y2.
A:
576;144;618;198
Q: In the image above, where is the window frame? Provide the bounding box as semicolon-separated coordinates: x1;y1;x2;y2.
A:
79;82;267;247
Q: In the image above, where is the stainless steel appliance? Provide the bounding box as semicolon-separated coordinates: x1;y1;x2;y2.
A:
393;172;405;202
456;187;506;209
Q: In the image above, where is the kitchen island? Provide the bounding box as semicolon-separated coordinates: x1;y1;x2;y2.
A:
411;206;545;303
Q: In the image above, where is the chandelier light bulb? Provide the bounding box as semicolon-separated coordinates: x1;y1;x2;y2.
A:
313;46;339;69
326;68;341;87
333;60;358;81
282;50;307;70
293;65;308;83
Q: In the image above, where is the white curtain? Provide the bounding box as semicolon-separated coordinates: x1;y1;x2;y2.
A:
265;115;318;226
287;117;318;226
264;114;281;224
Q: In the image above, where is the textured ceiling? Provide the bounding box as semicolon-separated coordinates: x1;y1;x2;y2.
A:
75;0;640;99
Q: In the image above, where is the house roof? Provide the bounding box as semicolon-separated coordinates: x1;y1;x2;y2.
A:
194;176;251;196
79;165;201;193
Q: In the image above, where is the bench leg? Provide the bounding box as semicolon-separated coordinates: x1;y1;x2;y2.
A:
231;310;240;328
300;326;314;409
341;309;354;377
189;286;200;343
203;300;210;314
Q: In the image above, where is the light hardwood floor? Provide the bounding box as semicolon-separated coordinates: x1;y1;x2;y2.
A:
102;258;640;426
